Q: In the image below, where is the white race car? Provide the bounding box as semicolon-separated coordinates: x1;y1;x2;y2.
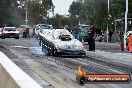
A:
40;28;86;56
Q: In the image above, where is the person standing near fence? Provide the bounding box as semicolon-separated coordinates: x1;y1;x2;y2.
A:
119;30;124;51
26;27;30;39
32;26;36;38
23;27;26;38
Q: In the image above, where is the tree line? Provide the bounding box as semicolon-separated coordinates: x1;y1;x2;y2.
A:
68;0;132;31
0;0;17;27
43;0;132;30
0;0;54;27
0;0;132;30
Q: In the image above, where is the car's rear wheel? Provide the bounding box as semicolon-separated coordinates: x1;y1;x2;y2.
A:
46;46;54;56
48;49;53;56
52;47;60;56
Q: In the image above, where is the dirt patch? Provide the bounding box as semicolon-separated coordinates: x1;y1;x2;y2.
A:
0;45;19;59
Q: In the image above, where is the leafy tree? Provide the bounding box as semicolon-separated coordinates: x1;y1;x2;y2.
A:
68;1;83;27
68;0;108;28
16;0;54;26
80;0;108;28
47;14;71;28
69;0;132;31
28;0;54;25
0;0;17;27
69;1;82;16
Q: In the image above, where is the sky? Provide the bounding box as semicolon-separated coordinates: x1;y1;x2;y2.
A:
52;0;74;15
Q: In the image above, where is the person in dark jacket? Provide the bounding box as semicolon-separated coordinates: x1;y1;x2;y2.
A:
109;30;113;42
26;27;30;39
23;27;26;38
32;26;36;38
88;23;96;51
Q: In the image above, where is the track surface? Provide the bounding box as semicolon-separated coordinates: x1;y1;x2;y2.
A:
0;38;132;88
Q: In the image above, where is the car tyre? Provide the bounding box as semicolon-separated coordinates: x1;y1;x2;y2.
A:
47;48;52;56
52;47;60;56
76;75;86;85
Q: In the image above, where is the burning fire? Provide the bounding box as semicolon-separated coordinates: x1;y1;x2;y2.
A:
78;66;86;76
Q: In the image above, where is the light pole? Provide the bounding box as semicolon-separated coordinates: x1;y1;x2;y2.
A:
25;0;28;26
106;0;110;42
124;0;128;50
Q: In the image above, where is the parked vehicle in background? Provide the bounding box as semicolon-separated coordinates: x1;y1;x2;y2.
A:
78;24;90;43
1;27;19;39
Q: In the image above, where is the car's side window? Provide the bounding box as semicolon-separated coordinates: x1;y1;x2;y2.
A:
40;29;43;33
45;31;53;39
36;28;39;30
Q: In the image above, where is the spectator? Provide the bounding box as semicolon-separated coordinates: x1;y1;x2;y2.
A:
99;30;104;42
32;26;36;38
26;27;30;39
23;27;26;38
119;30;124;43
109;30;113;42
88;23;96;51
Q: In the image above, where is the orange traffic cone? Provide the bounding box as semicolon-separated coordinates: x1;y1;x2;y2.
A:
128;34;132;53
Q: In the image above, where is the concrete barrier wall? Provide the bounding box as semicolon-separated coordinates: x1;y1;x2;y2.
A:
0;51;42;88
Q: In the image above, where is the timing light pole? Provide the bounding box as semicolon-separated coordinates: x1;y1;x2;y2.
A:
25;0;28;26
124;0;128;50
107;0;110;42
